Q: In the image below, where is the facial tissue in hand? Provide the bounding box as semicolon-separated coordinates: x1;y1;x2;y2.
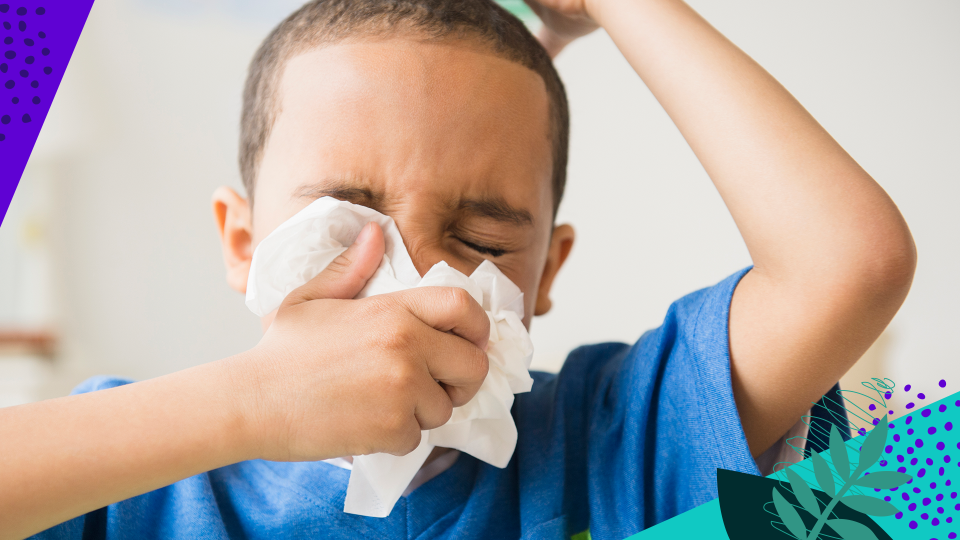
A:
245;196;534;518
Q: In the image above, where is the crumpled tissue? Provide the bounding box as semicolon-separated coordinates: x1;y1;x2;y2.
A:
245;196;534;518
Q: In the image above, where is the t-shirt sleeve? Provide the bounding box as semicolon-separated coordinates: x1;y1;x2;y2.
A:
630;267;761;512
538;267;767;538
27;376;136;540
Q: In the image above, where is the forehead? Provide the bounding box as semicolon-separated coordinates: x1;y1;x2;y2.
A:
253;38;554;235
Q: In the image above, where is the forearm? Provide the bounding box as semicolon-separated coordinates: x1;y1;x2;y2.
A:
0;354;257;539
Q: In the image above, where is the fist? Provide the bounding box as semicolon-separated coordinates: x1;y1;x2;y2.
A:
524;0;601;57
237;223;491;462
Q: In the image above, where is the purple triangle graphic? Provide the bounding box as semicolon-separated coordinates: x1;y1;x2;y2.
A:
0;0;95;224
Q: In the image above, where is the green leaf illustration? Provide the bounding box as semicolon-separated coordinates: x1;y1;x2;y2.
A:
786;467;821;518
855;471;911;489
772;486;808;540
811;451;836;497
826;518;879;540
839;495;899;516
830;424;851;481
855;416;889;476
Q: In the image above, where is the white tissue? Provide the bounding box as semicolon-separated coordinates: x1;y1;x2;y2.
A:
245;196;534;518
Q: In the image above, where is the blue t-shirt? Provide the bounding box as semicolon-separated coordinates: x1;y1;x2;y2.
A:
32;267;800;540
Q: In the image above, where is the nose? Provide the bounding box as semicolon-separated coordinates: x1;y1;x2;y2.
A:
406;238;459;277
393;224;477;279
384;199;483;279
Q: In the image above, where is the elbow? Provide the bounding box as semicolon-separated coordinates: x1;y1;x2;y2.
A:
882;233;917;295
848;218;917;307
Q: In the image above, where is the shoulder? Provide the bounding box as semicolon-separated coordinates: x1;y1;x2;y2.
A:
669;266;752;332
521;266;753;405
513;268;760;532
519;343;631;411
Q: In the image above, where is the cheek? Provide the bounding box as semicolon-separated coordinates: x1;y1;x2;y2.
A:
521;230;554;326
520;274;541;328
504;246;551;328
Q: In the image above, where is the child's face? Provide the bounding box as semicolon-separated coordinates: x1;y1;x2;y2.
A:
215;38;574;327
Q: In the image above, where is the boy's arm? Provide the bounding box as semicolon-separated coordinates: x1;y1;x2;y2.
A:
530;0;916;456
0;359;258;540
0;226;491;539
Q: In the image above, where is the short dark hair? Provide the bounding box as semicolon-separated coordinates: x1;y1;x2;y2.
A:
240;0;569;216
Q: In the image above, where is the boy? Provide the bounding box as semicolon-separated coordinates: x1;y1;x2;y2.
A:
1;0;915;538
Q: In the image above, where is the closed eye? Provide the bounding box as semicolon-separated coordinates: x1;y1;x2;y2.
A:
457;238;508;258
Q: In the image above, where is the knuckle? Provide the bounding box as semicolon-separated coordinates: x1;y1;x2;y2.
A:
382;361;419;395
324;253;352;276
356;296;389;322
398;429;422;455
445;287;475;310
423;392;453;430
382;415;420;455
421;407;452;431
437;398;453;426
378;323;417;354
469;348;490;382
448;387;471;408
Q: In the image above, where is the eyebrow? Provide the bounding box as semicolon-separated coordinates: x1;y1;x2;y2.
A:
294;180;534;227
459;198;534;227
293;182;383;207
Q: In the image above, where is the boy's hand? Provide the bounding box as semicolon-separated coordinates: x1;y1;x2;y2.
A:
523;0;600;57
238;222;491;462
0;222;488;537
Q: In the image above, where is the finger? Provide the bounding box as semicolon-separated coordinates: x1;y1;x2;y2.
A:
535;25;574;59
283;222;385;305
390;287;491;351
382;414;425;457
413;375;454;431
421;331;489;407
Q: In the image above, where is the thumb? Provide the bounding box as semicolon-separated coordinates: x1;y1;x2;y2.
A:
284;222;385;304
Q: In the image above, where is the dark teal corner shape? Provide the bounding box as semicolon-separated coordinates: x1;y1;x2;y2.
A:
718;469;893;540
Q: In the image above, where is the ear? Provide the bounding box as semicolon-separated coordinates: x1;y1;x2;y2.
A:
534;223;575;316
212;186;253;294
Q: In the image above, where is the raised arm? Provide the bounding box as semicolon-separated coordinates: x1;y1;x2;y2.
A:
528;0;916;456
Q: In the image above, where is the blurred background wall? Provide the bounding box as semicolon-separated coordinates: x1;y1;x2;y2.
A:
0;0;957;412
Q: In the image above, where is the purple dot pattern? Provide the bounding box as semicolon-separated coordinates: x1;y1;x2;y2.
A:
0;0;95;225
0;3;51;141
867;381;958;540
